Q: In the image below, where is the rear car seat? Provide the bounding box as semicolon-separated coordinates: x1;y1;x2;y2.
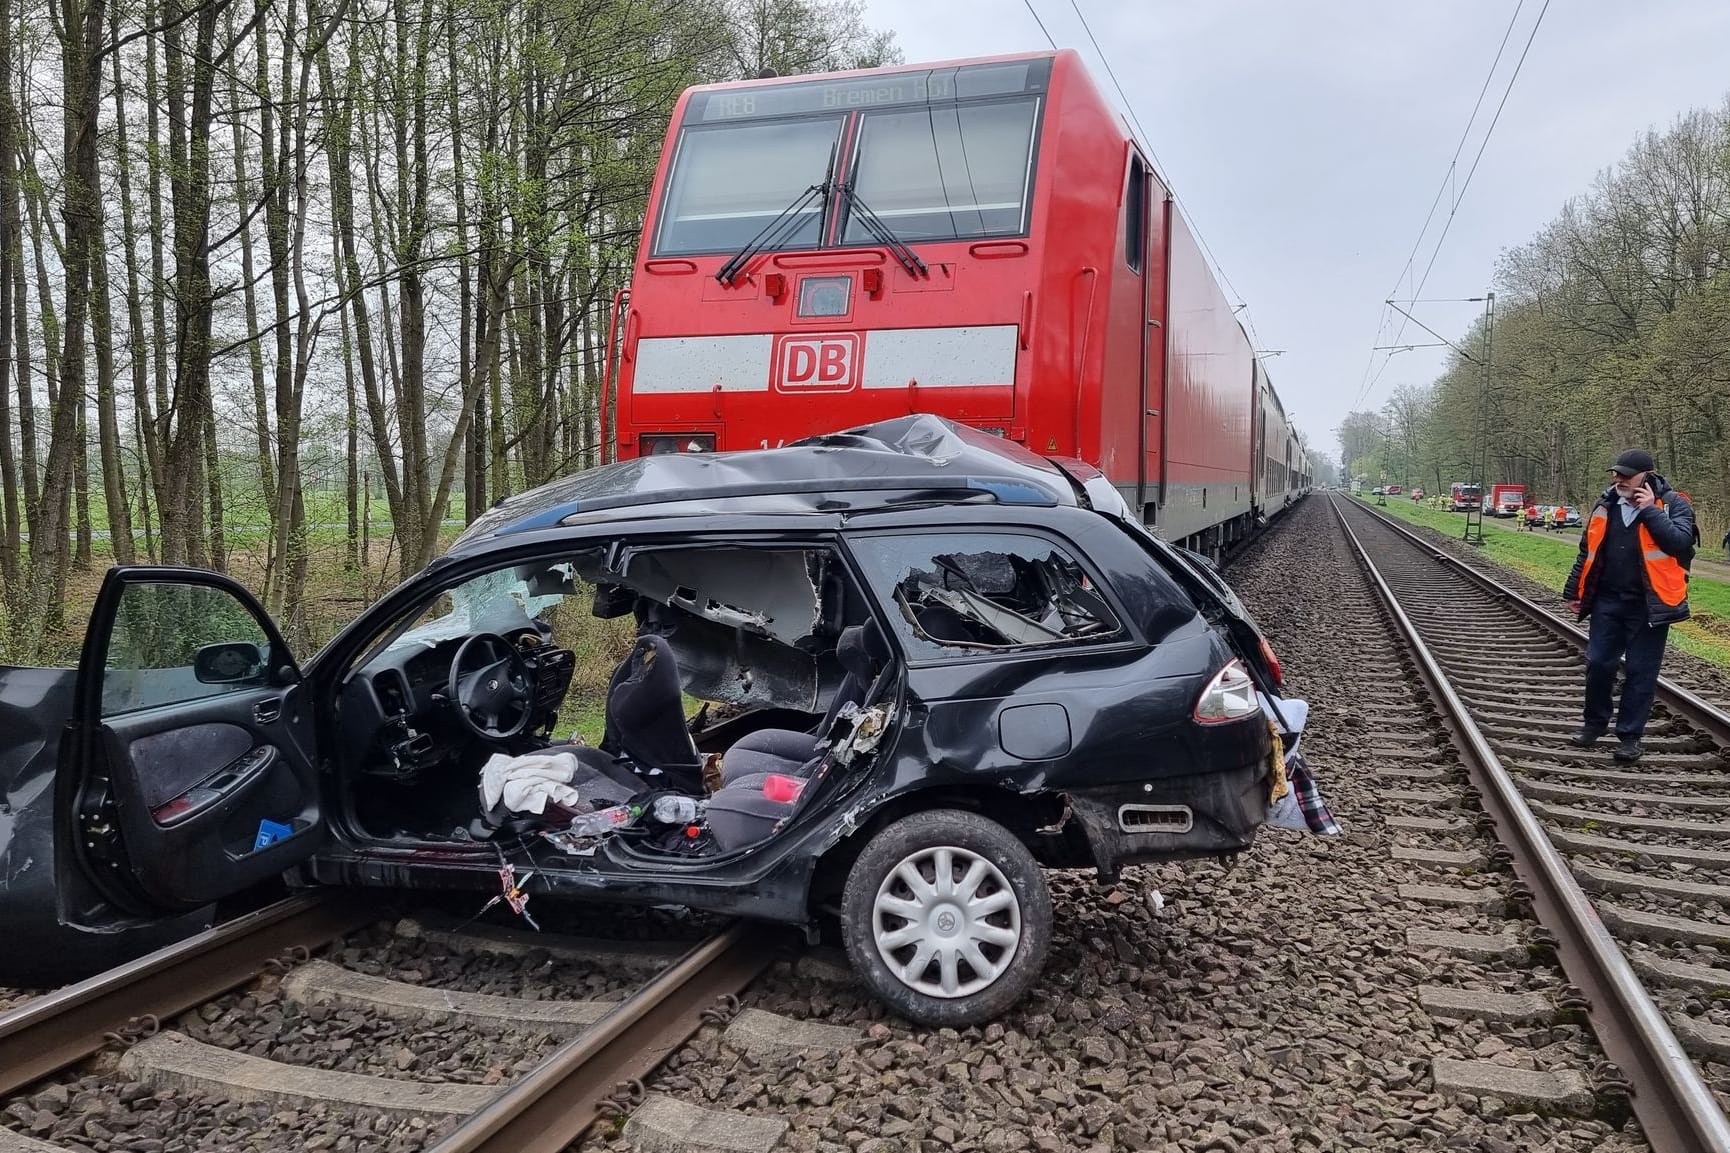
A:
707;766;815;852
719;620;888;786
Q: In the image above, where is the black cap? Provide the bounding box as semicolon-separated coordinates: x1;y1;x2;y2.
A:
1610;448;1656;477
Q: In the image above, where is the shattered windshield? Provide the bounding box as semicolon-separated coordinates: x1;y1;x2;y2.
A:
359;558;594;668
852;532;1119;658
397;569;568;646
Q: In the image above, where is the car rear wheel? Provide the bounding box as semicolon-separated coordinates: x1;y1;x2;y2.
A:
840;809;1051;1026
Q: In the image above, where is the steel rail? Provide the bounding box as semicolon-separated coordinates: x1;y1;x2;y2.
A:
1328;494;1730;1153
427;921;773;1153
0;891;373;1096
1345;495;1730;745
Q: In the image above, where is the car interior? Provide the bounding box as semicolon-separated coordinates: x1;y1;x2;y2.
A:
338;542;893;861
334;534;1119;864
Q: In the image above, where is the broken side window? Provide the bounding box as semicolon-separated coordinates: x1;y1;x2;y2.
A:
850;532;1122;659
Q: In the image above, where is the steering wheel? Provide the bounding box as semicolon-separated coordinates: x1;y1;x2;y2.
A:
448;633;535;741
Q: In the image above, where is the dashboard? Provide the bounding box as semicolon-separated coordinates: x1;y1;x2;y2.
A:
338;629;576;779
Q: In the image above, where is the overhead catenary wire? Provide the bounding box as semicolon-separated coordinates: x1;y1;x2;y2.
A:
1020;0;1057;52
1352;0;1553;412
1352;0;1529;409
1023;0;1264;351
1068;0;1262;349
1351;0;1526;409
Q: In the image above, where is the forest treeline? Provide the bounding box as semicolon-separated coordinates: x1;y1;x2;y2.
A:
1341;96;1730;545
0;0;899;661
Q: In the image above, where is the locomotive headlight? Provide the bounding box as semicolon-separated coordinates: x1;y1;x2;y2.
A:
796;275;852;318
640;433;715;455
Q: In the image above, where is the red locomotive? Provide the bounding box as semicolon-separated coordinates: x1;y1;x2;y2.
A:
604;49;1308;553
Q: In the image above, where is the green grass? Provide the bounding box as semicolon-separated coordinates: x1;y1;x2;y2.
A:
1370;497;1730;668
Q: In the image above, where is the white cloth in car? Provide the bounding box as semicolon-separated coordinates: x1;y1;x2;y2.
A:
479;750;584;815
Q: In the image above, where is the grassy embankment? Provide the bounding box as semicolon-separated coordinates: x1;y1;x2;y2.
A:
1371;498;1730;668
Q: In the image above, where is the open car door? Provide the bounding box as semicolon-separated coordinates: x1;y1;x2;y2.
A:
61;567;324;924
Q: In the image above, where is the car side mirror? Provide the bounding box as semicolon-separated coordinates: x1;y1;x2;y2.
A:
193;641;268;684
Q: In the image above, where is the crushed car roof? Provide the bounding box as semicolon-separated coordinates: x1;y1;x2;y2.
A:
451;415;1084;551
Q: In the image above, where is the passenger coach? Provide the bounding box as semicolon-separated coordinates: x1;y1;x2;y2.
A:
604;50;1309;558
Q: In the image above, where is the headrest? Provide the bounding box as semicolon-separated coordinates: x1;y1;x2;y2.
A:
591;583;637;619
625;633;677;685
837;619;890;679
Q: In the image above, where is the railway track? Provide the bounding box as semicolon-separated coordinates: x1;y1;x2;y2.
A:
1331;493;1730;1151
0;899;811;1153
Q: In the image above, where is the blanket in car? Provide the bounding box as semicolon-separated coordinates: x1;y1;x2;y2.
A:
479;750;584;815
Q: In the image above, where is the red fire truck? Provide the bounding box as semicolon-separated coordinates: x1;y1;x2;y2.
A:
604;50;1309;553
1488;484;1527;518
1448;482;1481;512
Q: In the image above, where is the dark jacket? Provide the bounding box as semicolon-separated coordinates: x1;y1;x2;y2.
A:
1564;473;1694;625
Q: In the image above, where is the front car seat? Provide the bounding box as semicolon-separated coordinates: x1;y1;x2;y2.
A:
601;634;704;793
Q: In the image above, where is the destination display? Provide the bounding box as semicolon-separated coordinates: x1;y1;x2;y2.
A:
693;59;1050;123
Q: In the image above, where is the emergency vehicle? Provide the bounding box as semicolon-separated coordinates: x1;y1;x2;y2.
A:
1488;484;1527;518
1449;482;1481;512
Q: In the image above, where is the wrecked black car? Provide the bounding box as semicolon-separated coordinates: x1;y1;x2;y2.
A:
0;415;1321;1024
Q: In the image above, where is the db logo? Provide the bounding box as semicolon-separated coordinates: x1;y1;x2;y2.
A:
773;334;860;393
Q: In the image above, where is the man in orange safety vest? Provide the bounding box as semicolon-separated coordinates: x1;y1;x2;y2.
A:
1563;449;1695;762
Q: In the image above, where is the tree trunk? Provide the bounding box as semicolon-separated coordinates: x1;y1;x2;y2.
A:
22;158;63;577
144;0;172;514
160;0;225;569
204;404;225;572
0;0;18;604
133;415;155;561
446;0;475;522
258;0;296;612
320;36;408;572
232;3;274;559
90;175;133;565
110;5;165;539
22;0;108;651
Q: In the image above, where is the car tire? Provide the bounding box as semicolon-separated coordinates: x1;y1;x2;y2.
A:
840;808;1052;1026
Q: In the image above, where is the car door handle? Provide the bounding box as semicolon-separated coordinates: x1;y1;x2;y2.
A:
254;698;283;724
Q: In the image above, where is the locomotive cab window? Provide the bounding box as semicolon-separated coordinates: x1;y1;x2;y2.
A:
842;98;1041;244
851;532;1121;661
653;116;844;256
1125;154;1147;273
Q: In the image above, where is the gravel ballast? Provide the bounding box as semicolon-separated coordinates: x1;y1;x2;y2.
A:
577;495;1652;1153
333;924;650;1003
0;989;36;1015
4;496;1680;1153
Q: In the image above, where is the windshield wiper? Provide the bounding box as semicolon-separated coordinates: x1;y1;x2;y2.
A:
838;182;928;279
715;139;839;286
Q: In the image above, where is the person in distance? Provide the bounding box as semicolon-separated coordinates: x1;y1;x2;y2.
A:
1563;449;1694;763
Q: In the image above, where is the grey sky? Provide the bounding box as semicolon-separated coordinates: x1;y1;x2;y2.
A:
860;0;1730;463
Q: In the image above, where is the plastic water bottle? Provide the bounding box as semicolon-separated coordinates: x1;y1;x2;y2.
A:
651;795;704;824
565;804;635;837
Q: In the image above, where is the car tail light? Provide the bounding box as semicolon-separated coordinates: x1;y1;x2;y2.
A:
640;433;715;456
1259;636;1283;688
1194;659;1259;725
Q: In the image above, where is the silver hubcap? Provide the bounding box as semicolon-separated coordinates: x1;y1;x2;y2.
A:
872;845;1021;999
